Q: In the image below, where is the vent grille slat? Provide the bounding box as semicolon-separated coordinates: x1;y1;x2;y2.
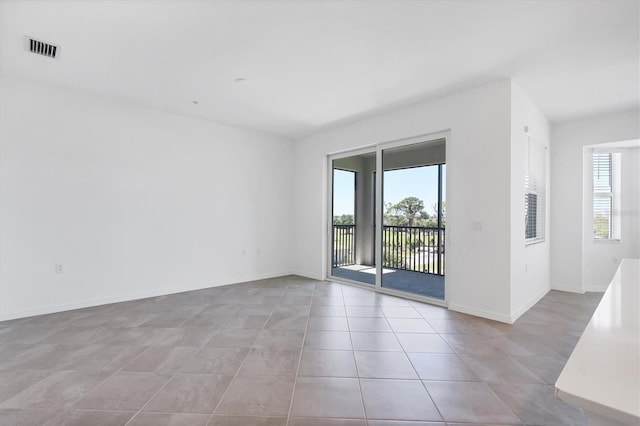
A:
27;37;58;59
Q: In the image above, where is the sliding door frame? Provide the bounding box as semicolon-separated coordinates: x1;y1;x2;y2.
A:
327;146;377;288
327;131;450;306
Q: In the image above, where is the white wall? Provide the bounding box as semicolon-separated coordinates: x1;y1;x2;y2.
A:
509;82;551;320
582;146;639;291
0;76;294;320
293;80;515;322
551;109;640;293
6;73;619;323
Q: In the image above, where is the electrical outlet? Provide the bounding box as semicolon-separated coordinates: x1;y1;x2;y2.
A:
55;264;64;273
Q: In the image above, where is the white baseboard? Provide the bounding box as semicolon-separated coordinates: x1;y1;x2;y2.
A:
584;286;607;293
1;289;175;322
0;270;294;322
510;286;550;323
290;270;324;281
551;285;585;294
448;303;512;324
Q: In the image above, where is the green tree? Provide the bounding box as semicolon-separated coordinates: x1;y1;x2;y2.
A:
383;202;403;226
393;196;424;227
333;214;354;225
414;210;433;227
593;214;610;238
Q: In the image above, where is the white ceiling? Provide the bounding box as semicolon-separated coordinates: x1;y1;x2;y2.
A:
1;0;638;139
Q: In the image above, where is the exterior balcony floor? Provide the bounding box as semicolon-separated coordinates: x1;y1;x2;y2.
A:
331;264;445;300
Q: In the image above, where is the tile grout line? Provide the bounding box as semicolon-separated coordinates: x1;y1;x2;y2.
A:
376;301;451;423
0;312;131;411
19;312;144;412
343;287;369;424
483;381;527;426
206;287;284;425
409;305;525;426
351;297;393;424
283;283;315;426
44;321;166;421
0;278;603;426
124;288;242;426
395;307;448;424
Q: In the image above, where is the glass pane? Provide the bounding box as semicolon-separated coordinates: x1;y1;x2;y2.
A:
593;153;612;192
593;196;612;239
525;192;538;239
381;140;445;300
331;153;376;286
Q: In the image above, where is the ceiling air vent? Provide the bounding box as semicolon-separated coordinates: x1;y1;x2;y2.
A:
26;37;59;59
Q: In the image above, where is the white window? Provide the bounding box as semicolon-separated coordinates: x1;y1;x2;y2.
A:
592;151;621;240
525;136;547;244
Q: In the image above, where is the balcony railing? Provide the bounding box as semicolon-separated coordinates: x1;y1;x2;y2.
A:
382;225;445;276
333;224;355;266
332;224;445;276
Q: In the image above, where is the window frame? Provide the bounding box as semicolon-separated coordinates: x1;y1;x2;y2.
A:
592;151;621;241
525;133;547;246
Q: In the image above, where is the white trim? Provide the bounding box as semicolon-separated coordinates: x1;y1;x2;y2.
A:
0;271;294;322
326;154;334;281
510;286;550;323
584;285;608;293
448;302;512;324
551;285;585;294
378;131;449;152
329;146;377;161
290;270;324;281
375;143;383;289
321;156;329;282
326;130;451;159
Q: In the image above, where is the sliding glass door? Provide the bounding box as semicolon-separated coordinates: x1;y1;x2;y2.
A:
330;151;377;286
329;135;447;302
381;140;446;299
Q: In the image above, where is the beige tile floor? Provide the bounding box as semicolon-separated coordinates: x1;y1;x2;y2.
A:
0;275;602;425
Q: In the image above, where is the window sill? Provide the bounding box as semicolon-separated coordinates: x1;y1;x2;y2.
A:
525;239;545;247
592;239;621;243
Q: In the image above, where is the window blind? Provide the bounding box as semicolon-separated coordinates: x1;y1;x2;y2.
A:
593;152;621;240
525;137;546;243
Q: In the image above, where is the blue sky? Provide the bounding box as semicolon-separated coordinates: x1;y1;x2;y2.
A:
333;165;446;216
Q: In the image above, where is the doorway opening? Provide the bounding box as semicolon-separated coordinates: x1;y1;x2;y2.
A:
329;136;447;301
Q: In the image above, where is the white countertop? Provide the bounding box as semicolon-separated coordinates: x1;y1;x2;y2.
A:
556;258;640;424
